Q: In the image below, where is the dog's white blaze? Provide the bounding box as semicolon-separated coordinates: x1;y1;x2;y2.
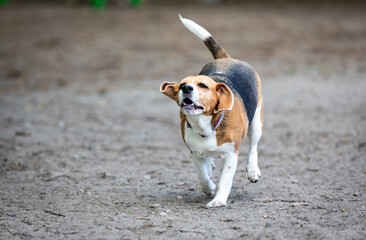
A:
190;84;200;104
179;14;211;41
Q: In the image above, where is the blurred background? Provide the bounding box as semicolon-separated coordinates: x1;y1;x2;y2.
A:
1;0;365;91
0;0;365;239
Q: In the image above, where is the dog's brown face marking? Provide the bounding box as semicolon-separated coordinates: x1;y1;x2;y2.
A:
160;75;233;116
180;76;217;115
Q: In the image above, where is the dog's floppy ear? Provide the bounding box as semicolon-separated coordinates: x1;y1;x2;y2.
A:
214;82;234;113
160;82;179;101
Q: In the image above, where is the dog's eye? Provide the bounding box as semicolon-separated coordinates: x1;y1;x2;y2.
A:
179;83;186;90
198;83;208;89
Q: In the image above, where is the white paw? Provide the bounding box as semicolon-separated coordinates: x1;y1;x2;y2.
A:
247;165;261;183
202;182;216;196
206;198;227;208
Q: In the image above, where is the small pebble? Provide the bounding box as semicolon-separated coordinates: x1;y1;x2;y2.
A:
15;130;31;137
58;120;65;128
100;172;115;179
159;212;168;217
265;222;272;228
291;202;308;207
140;134;148;140
177;195;183;200
149;203;161;208
353;192;361;197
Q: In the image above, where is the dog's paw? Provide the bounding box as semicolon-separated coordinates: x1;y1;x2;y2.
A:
202;182;216;196
206;198;227;208
247;165;261;183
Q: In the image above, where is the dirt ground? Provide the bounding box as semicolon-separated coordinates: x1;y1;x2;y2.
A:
0;1;365;239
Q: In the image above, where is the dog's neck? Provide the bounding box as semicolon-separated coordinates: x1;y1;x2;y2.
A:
186;114;213;137
185;111;225;138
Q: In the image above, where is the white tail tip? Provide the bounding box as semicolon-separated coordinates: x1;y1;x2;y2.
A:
179;14;212;41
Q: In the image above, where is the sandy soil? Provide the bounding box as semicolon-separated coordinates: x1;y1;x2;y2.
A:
0;2;365;239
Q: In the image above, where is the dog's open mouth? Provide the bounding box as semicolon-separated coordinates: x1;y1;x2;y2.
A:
182;98;204;111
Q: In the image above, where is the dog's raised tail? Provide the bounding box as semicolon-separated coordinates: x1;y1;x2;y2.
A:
179;14;230;59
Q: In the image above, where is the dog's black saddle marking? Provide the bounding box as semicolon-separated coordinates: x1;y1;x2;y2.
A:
199;59;258;125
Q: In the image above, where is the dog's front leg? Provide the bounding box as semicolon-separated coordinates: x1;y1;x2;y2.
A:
206;152;238;208
206;157;215;180
192;153;216;196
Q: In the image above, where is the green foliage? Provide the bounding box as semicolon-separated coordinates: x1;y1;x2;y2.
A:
0;0;9;6
91;0;107;11
130;0;144;8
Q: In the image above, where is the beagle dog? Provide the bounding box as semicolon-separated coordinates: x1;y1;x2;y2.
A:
160;15;263;208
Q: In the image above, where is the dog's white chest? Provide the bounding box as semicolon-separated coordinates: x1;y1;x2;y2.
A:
184;122;234;158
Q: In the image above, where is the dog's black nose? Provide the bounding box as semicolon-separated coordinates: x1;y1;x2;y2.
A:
181;84;194;94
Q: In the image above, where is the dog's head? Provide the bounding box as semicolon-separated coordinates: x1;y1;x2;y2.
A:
160;75;233;116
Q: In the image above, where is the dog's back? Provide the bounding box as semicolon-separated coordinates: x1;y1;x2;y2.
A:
199;59;258;125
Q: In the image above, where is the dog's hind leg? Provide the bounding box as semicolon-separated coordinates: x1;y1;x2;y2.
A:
247;100;262;183
192;154;216;196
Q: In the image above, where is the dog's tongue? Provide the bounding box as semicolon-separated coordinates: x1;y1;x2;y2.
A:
184;104;196;110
